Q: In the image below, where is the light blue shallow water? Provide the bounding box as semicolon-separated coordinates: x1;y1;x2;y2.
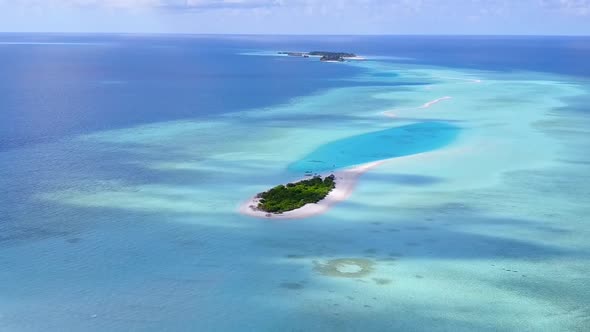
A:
1;35;590;332
289;122;460;173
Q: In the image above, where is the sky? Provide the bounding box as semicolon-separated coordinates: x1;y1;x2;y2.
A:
0;0;589;35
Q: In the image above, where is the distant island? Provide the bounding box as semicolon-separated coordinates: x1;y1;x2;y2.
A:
278;51;309;57
256;175;336;213
278;51;359;62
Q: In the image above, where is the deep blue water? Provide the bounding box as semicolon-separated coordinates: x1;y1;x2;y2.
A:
0;35;363;150
1;34;589;151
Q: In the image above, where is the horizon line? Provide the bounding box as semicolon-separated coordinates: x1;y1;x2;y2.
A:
0;32;589;38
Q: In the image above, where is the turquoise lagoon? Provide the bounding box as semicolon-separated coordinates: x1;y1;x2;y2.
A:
1;36;590;332
289;122;460;173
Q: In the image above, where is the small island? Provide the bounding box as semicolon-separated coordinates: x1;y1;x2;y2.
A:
278;51;359;62
239;162;383;220
256;175;336;213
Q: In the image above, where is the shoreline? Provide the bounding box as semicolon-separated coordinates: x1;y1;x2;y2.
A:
239;161;384;220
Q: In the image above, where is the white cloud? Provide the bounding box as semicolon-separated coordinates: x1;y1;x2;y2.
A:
2;0;159;7
1;0;588;34
2;0;588;16
0;0;283;10
540;0;590;15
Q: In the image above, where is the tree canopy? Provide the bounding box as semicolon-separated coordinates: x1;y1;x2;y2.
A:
257;175;336;213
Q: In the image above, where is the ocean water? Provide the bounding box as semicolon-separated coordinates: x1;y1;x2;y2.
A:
289;122;460;173
1;34;589;331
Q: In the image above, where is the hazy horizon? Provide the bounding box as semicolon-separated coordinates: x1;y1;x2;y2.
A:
1;0;589;35
1;32;590;37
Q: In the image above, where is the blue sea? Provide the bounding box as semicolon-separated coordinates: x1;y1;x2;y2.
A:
1;34;589;331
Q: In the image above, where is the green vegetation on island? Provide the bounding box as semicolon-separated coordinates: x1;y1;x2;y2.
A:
309;51;356;62
256;175;336;213
278;51;357;62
